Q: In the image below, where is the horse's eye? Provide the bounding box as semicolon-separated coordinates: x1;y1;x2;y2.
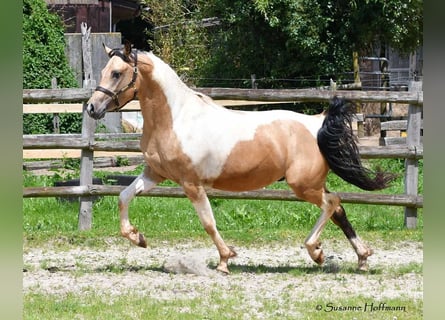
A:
112;71;121;79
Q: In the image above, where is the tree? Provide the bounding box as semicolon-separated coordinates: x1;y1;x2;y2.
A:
23;0;81;134
141;0;211;85
137;1;423;89
201;0;423;88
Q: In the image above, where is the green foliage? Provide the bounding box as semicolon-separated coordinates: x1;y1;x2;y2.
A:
23;0;77;89
198;0;422;87
22;0;81;134
115;156;130;167
22;113;83;134
347;0;423;53
142;0;211;85
141;0;422;88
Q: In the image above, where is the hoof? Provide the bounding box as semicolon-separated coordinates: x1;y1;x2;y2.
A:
122;228;148;248
137;233;147;248
314;251;325;265
306;241;324;265
309;245;324;265
357;264;369;272
357;248;373;271
357;256;371;271
216;265;230;274
215;246;237;275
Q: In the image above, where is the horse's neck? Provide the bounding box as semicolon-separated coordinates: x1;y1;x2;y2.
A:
138;53;194;134
148;53;193;114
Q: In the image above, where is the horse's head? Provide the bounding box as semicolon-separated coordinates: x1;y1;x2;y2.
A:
86;41;139;120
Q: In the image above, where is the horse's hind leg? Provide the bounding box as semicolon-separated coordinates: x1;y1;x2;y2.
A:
331;205;373;271
183;183;237;274
301;190;340;265
118;166;164;247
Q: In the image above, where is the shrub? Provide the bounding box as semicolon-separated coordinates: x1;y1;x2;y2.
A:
23;0;81;134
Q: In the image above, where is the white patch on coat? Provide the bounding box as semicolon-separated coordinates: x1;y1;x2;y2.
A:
147;52;325;180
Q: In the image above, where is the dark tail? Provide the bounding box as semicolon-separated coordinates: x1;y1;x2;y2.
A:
317;97;395;191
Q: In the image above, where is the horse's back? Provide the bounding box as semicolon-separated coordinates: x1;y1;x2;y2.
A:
209;116;317;190
194;109;326;191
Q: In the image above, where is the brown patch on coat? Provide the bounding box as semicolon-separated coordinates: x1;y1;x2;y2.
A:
212;120;328;193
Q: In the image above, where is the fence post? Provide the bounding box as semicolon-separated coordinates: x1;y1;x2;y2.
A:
78;22;96;230
51;78;60;134
352;51;361;88
404;81;422;228
251;74;257;89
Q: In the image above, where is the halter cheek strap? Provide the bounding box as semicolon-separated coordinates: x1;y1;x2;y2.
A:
95;49;139;110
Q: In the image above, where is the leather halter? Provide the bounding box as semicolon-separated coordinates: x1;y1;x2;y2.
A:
95;49;138;110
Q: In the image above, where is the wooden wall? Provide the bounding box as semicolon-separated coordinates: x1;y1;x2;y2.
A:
65;32;123;132
47;1;112;33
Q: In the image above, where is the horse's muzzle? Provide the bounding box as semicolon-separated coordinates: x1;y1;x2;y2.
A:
86;103;105;120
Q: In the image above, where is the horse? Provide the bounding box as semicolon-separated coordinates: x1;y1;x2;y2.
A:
86;42;394;273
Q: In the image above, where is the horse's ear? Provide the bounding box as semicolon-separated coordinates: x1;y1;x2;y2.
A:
123;40;132;58
103;43;113;57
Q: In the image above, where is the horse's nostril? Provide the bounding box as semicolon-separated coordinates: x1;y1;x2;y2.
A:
87;103;94;114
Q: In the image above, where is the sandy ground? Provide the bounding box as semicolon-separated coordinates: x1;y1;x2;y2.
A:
23;238;423;305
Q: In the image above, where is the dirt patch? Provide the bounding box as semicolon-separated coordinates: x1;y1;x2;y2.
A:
23;239;423;304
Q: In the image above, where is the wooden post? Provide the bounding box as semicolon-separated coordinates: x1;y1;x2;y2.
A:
380;56;389;123
251;74;257;89
51;78;60;134
409;50;418;81
78;22;96;230
251;74;258;111
351;51;364;137
404;81;422;228
352;51;361;87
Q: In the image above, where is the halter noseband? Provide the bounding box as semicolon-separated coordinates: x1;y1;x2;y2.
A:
95;49;139;110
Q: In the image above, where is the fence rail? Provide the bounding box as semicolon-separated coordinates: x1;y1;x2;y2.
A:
23;87;423;105
23;133;423;159
23;185;423;208
23;85;424;230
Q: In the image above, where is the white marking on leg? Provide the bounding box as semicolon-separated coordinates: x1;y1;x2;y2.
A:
119;171;159;246
349;236;373;271
304;193;339;264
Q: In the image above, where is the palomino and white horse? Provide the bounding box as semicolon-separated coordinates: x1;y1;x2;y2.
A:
87;42;394;273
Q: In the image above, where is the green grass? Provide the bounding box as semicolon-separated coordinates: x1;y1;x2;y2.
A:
23;159;423;246
22;192;423;248
24;292;422;320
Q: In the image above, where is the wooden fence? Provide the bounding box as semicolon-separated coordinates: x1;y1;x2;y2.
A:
23;85;423;230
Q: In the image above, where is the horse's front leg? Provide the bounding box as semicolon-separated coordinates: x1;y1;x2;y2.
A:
118;166;164;247
183;183;237;274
